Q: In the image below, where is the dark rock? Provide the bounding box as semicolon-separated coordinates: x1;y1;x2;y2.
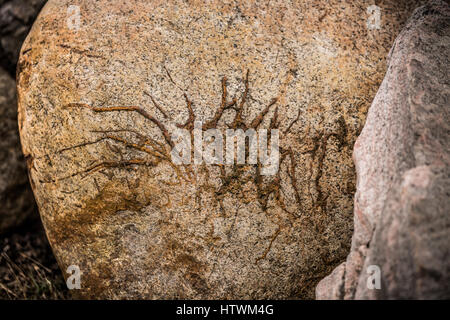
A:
0;0;47;77
0;66;36;233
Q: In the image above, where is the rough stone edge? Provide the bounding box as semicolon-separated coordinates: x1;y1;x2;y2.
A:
315;0;450;300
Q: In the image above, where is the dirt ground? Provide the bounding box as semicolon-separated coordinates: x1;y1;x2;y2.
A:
0;217;70;299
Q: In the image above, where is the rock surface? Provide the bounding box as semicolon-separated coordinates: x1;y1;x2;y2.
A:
0;0;47;77
0;67;36;233
18;0;429;299
317;0;450;300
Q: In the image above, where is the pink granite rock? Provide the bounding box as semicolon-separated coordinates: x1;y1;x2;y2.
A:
317;0;450;300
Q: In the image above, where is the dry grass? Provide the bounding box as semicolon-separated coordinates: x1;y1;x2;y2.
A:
0;219;70;300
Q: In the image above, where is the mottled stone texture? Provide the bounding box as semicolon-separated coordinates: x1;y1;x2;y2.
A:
317;0;450;300
0;0;47;77
18;0;429;299
0;67;35;232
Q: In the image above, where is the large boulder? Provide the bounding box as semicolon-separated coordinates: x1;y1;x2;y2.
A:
18;0;428;299
317;0;450;300
0;67;36;233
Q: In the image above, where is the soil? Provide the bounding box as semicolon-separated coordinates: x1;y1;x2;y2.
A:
0;216;70;299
